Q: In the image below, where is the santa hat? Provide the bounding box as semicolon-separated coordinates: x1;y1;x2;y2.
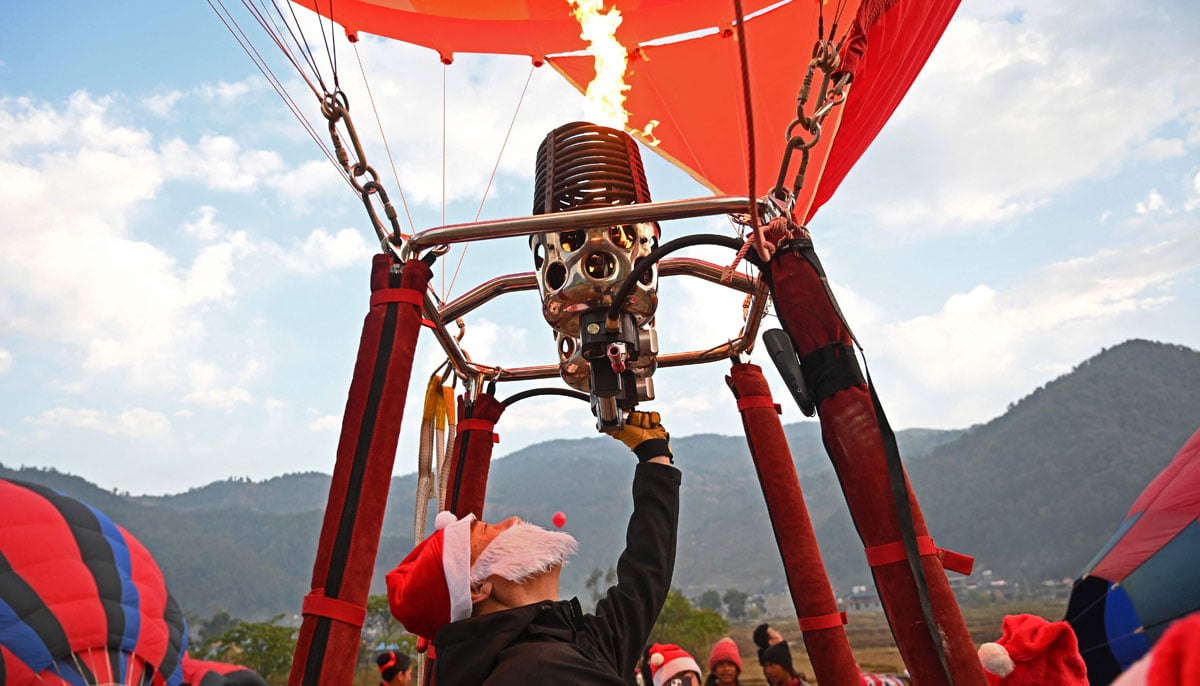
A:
978;614;1087;686
385;511;475;639
1112;610;1200;686
707;637;743;673
648;643;702;686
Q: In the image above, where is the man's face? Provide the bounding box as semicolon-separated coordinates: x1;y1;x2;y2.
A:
763;662;787;685
470;516;520;563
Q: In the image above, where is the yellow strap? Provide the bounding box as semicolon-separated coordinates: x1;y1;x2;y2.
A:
422;375;441;421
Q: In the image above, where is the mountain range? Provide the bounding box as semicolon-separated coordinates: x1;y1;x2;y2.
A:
4;338;1199;622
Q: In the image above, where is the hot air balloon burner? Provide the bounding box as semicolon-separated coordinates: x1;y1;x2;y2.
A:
531;122;660;430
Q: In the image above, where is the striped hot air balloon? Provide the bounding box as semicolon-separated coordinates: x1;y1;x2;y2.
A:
0;478;188;686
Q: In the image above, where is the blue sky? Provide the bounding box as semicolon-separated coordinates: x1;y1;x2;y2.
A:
2;1;1198;495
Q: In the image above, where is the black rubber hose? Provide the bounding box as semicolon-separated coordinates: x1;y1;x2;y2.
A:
501;387;590;408
606;233;748;321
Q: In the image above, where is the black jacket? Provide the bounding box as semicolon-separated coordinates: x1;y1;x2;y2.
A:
433;461;681;685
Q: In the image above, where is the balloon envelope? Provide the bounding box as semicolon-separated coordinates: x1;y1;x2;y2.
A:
290;0;960;222
0;479;187;686
1066;428;1200;685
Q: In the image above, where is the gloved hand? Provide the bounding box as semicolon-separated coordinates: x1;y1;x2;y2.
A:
611;410;672;463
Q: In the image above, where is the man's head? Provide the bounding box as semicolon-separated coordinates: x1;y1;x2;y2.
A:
761;641;797;685
386;511;578;639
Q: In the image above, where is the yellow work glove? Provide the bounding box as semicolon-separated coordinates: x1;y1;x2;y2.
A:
611;410;672;463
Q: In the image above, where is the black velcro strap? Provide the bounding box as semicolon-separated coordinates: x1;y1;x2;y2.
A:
799;343;864;406
633;438;672;463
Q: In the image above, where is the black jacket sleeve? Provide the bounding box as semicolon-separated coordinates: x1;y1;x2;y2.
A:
588;461;681;680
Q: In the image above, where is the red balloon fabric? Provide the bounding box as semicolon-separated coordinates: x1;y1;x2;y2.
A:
0;478;187;685
289;0;960;222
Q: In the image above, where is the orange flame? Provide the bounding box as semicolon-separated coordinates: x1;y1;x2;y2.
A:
568;0;630;130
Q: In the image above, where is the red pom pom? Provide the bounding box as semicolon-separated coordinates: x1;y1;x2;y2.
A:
552;511;566;528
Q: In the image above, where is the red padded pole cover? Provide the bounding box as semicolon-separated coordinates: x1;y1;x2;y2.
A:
727;363;861;686
767;247;986;686
290;255;431;686
444;392;505;520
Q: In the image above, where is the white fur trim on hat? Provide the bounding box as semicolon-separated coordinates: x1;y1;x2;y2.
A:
979;642;1015;677
654;656;702;686
435;510;459;530
438;512;475;624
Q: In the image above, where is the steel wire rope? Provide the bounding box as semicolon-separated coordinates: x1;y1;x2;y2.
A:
208;0;350;187
444;64;537;300
352;42;417;235
279;0;331;93
233;0;345;178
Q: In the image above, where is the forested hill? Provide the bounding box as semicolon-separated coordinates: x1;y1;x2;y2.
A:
3;338;1198;621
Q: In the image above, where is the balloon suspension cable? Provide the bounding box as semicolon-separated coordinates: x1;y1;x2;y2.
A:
446;64;537;300
206;0;348;184
353;42;416;236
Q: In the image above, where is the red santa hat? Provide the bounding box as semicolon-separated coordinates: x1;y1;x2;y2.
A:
978;614;1087;686
385;511;475;639
648;643;702;686
1112;610;1200;686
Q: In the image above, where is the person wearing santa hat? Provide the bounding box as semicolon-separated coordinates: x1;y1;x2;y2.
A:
386;410;679;685
647;643;704;686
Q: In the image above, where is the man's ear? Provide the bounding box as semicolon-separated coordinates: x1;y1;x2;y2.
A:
470;580;493;606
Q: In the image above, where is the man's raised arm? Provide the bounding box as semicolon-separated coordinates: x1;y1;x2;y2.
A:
591;411;680;678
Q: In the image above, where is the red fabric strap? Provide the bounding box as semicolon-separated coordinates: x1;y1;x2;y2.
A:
938;548;975;576
864;536;974;575
736;395;782;414
457;418;499;443
370;287;423;308
799;611;848;632
302;591;366;628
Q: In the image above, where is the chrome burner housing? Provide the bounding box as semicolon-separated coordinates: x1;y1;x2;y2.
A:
530;122;660;339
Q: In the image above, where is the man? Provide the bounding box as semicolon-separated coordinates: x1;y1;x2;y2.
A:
386;410;678;684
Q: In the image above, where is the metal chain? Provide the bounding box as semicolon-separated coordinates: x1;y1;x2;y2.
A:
320;89;411;261
769;39;849;209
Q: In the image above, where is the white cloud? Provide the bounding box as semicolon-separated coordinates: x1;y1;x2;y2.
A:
267;160;346;207
160;135;287;191
29;407;170;438
1186;170;1200;212
186;231;254;302
195;77;262;103
872;224;1200;425
184;387;254;410
837;2;1200;234
276;228;374;272
1135;189;1168;216
185;205;225;240
1137;138;1187;162
307;415;342;431
0;349;11;373
143;90;184;118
